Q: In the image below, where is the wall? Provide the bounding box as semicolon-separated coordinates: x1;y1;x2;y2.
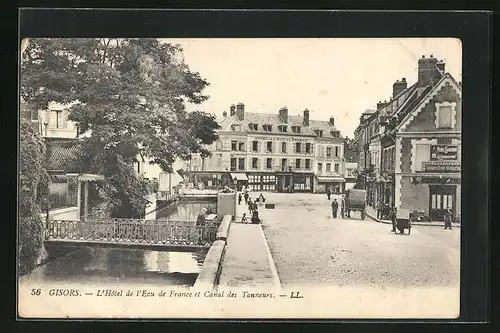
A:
399;177;429;212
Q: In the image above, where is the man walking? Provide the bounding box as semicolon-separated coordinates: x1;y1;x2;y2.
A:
244;191;249;205
331;199;339;218
238;193;242;205
376;199;383;220
444;207;453;230
391;207;397;232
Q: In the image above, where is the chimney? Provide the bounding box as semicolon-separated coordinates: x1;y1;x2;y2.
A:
417;54;442;87
236;103;244;121
392;77;407;98
437;60;446;73
279;107;288;123
329;117;335;127
303;108;310;126
230;104;236;116
377;100;388;110
222;111;227;117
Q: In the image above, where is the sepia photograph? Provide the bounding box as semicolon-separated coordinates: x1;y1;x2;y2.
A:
18;36;463;319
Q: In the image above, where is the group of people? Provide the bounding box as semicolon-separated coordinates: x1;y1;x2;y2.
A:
238;187;264;224
327;189;345;218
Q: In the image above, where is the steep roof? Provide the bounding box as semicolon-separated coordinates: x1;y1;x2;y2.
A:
218;111;342;139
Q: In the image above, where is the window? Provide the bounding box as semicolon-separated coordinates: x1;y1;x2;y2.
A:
231;141;237;151
305;143;312;153
216;141;222;151
331;131;340;138
317;163;323;173
238;142;245;151
414;144;431;172
295;142;301;153
230;158;237;171
281;142;287;153
436;102;456;129
278;125;287;132
334;146;339;158
326;147;332;158
252;158;258;169
31;109;39;121
249;123;258;131
252;141;258;152
231;124;241;131
238;158;245;170
50;110;65;129
263;124;272;132
267;141;273;153
292;126;301;133
326;163;331;172
334;163;339;173
295;159;301;169
281;158;287;171
217;154;222;167
314;129;323;137
266;158;272;169
305;159;311;170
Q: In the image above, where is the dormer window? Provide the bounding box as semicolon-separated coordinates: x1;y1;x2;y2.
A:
249;123;258;131
278;125;288;133
231;124;241;131
314;129;323;137
263;124;273;132
292;126;301;133
330;130;340;138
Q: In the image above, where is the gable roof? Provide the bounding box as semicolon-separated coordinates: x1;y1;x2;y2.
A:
395;73;461;131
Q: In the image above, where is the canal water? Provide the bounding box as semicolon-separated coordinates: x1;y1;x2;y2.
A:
21;200;217;287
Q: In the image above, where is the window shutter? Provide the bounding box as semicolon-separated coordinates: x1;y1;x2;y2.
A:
310;144;314;155
271;158;275;169
302;143;306;154
272;141;275;153
257;158;261;170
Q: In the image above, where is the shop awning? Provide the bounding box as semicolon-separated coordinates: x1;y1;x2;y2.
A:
230;173;248;181
315;176;346;183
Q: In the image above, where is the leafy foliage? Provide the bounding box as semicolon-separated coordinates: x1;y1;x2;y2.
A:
19;122;50;275
21;38;220;217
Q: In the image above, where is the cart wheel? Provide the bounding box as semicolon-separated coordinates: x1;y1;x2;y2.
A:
408;227;411;235
361;210;366;220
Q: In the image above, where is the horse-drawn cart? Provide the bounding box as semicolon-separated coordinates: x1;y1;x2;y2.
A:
341;189;367;220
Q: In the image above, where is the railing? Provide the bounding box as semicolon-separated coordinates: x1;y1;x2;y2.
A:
45;219;219;247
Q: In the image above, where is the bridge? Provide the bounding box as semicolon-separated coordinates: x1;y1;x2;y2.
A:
44;218;219;252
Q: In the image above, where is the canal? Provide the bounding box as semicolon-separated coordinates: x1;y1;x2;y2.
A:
20;199;218;287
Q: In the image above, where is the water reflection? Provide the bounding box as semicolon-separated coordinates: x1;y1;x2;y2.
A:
23;246;207;287
22;201;214;287
156;200;217;221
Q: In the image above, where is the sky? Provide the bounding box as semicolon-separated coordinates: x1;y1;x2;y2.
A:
160;38;462;138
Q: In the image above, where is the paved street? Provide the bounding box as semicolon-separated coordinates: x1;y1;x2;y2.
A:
258;192;460;288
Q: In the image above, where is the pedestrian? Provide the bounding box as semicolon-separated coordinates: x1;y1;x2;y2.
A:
251;210;261;224
196;208;207;226
331;199;339;218
238;193;242;205
376;199;383;220
248;198;253;214
340;195;345;218
391;207;397;232
444;207;453;230
326;189;331;200
258;193;265;207
241;213;248;224
244;192;249;204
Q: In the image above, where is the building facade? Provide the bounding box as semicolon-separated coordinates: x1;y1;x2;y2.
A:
188;103;347;193
354;54;462;222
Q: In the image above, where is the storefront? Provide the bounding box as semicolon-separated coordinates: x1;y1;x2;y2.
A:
230;172;249;191
314;175;346;194
247;173;276;191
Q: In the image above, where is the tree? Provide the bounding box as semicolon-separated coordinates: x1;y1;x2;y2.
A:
21;38;221;217
19;121;50;275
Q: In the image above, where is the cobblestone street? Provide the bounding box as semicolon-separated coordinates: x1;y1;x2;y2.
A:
258;192;460;288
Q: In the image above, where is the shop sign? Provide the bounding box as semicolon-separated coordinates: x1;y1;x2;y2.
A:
430;145;459;161
422;161;461;172
253;136;310;143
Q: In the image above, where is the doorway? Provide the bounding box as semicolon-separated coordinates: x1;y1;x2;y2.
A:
429;185;456;221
